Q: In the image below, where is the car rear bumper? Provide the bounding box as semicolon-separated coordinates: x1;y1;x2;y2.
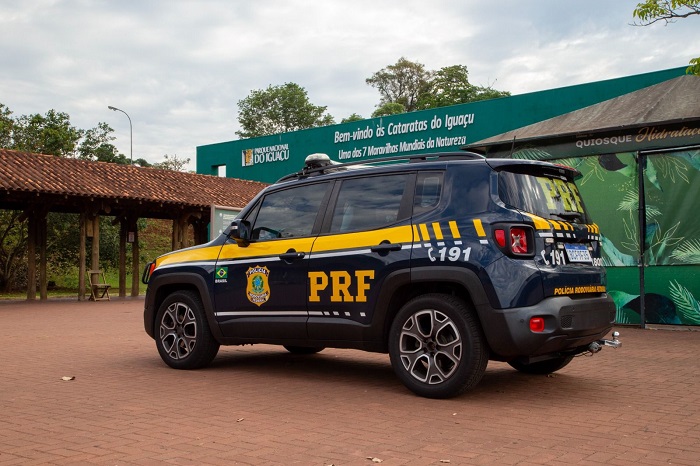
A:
478;294;616;359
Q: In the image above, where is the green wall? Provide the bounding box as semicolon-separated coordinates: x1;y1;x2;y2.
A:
508;148;700;327
197;67;687;184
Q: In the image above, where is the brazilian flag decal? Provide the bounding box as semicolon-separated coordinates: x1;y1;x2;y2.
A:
215;266;228;282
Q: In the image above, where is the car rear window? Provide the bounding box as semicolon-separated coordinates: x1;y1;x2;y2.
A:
498;171;590;223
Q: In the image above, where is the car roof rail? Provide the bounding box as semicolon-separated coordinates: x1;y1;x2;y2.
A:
276;151;484;183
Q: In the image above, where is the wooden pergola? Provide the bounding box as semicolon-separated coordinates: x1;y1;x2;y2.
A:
0;149;267;300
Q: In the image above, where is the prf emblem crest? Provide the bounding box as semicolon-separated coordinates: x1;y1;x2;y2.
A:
246;266;270;306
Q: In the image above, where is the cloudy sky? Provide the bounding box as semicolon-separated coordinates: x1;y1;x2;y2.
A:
1;1;697;170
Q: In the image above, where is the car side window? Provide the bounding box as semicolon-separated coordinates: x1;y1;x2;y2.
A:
413;172;444;215
250;182;329;240
330;174;409;233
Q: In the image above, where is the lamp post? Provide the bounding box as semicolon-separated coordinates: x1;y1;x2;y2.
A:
107;105;133;164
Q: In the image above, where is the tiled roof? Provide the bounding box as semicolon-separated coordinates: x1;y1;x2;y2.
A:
0;149;268;218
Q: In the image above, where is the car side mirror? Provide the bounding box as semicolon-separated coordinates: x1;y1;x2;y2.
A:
225;219;251;246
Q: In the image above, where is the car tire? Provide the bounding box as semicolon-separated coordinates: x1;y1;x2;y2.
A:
283;345;325;355
508;356;574;375
388;294;488;399
155;290;220;370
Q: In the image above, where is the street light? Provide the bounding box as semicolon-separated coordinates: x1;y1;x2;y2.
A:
107;105;133;164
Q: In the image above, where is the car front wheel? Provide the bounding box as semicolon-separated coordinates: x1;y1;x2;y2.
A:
388;294;488;399
155;290;219;369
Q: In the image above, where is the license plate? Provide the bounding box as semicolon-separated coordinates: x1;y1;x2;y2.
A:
564;243;592;263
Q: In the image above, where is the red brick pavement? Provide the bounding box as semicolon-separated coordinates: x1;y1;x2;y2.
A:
1;298;699;465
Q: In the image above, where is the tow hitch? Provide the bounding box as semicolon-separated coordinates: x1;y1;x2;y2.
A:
588;331;621;354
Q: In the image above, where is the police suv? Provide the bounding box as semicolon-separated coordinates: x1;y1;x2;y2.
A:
143;152;620;399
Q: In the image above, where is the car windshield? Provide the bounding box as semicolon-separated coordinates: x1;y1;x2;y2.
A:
498;171;590;223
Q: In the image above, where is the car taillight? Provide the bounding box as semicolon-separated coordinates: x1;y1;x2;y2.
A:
511;227;528;254
493;224;534;257
494;229;506;248
529;317;546;332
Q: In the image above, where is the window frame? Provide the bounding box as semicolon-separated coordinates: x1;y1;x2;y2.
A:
320;172;416;235
243;181;332;242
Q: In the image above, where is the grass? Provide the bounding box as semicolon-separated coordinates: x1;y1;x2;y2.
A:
1;219;173;300
0;269;148;300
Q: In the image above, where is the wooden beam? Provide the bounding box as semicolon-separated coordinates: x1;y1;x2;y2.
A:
78;212;86;301
39;212;47;300
26;209;36;301
119;217;126;298
130;217;139;297
91;215;100;272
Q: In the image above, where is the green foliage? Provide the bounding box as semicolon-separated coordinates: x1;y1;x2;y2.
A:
367;59;511;114
0;103;13;148
13;109;82;156
152;154;191;172
417;65;510;110
669;280;700;325
0;211;28;292
633;0;700;24
236;82;335;139
632;1;700;75
78;122;118;162
371;102;406;118
341;113;364;123
366;57;433;112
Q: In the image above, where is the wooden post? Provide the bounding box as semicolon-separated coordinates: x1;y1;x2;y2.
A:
130;217;139;297
78;212;86;301
119;217;126;298
39;211;48;300
26;210;36;301
91;215;100;273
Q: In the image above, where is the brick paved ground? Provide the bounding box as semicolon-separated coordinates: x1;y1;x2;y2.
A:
1;298;699;465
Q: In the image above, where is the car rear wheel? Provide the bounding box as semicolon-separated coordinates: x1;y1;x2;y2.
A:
389;294;488;399
155;290;219;369
508;356;573;375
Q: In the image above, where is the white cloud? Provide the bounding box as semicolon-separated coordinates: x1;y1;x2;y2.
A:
0;0;697;170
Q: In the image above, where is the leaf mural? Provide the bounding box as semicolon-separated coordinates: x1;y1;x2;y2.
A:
652;154;690;184
608;290;641;324
601;235;636;267
644;156;662;191
598;153;635;178
670;238;700;264
669;281;700;325
647;221;684;265
676;150;700;172
581;157;606;185
511;147;552;160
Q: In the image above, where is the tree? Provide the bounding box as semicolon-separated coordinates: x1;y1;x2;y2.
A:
153;154;191;172
78;122;119;162
366;57;432;112
416;65;510;110
0;104;13;148
632;0;700;75
371;102;406;118
0;211;27;292
341;113;364;123
366;59;511;115
12;109;83;156
236;83;335;138
0;104;146;291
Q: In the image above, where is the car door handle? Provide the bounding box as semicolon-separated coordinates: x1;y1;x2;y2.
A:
279;249;306;263
371;241;402;254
